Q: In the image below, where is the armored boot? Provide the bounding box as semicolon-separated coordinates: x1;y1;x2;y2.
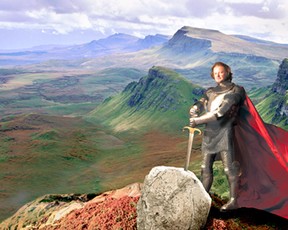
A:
220;174;239;211
220;151;239;211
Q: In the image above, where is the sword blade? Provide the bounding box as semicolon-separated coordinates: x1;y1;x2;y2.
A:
184;132;195;171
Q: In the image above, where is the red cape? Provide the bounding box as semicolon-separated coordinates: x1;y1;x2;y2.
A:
234;95;288;219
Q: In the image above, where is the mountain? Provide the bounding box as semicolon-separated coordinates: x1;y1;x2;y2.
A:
0;33;169;65
79;26;286;89
86;66;204;132
161;26;288;59
63;33;139;58
59;33;169;55
250;58;288;129
134;34;170;49
234;35;288;47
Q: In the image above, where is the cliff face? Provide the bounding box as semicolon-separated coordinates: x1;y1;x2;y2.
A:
272;58;288;95
253;58;288;129
271;58;288;126
162;26;281;57
165;27;212;53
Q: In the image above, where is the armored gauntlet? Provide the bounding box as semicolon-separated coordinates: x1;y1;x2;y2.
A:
190;112;217;127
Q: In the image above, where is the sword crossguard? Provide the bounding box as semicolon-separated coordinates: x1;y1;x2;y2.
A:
182;126;202;135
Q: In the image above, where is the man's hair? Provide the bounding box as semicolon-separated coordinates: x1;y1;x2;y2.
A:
210;62;233;82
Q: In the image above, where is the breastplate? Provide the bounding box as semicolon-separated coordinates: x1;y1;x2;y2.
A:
207;82;235;112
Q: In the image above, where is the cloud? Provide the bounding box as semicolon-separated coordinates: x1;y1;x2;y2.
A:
224;0;287;19
0;0;287;47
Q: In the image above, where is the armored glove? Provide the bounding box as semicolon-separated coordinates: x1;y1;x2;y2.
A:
190;105;200;118
190;112;217;127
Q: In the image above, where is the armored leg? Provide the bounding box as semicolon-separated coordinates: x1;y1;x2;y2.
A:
201;153;217;192
220;151;239;211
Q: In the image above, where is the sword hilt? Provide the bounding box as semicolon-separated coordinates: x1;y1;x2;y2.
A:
183;126;202;135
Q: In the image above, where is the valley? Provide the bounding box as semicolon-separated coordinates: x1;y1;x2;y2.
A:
0;26;287;223
0;67;145;117
0;113;203;221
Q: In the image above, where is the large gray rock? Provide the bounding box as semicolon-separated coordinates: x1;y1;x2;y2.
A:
137;166;211;230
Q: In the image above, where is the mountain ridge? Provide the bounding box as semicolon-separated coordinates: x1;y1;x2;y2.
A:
159;26;288;60
0;33;170;65
86;66;204;132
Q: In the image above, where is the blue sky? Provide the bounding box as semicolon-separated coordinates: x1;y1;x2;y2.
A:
0;0;287;50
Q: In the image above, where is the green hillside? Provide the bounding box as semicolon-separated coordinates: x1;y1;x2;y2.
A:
86;66;204;133
253;90;288;130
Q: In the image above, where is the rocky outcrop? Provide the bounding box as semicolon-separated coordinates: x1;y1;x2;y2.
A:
1;180;287;229
272;58;288;95
0;183;141;230
137;166;211;230
271;58;288;125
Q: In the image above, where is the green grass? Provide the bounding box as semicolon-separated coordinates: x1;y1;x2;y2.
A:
189;158;229;199
0;134;14;163
0;115;148;221
86;66;202;133
0;67;146;118
31;130;60;141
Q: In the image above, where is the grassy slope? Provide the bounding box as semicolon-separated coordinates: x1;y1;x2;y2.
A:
86;66;203;133
0;114;148;221
249;87;288;130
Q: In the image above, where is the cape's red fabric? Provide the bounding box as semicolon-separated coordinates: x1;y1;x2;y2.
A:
234;95;288;219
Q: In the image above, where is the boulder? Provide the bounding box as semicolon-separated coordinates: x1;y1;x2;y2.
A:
137;166;211;230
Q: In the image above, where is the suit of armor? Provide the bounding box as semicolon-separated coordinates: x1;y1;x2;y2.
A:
190;80;245;211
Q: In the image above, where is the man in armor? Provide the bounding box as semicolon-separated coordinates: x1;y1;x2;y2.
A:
189;62;245;211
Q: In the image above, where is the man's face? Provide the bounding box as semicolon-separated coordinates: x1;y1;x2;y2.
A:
213;65;227;84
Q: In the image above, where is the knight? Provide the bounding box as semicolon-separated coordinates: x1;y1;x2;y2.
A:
189;62;245;211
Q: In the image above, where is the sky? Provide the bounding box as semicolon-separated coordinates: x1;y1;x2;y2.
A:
0;0;287;50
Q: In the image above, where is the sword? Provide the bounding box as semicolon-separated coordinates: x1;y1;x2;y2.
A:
183;126;201;171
